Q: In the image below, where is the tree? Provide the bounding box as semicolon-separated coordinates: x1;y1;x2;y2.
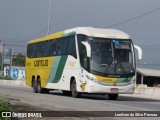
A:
12;54;25;66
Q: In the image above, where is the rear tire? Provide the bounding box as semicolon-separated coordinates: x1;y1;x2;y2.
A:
108;94;118;100
71;80;81;98
32;80;38;93
37;79;47;93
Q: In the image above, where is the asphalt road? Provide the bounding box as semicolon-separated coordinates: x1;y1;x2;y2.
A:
0;85;160;120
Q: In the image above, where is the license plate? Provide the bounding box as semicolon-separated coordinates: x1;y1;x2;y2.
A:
110;88;118;93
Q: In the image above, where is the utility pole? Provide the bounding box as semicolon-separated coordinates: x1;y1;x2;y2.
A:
0;41;4;75
10;49;12;77
47;0;52;35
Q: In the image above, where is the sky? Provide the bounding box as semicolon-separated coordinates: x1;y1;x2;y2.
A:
0;0;160;68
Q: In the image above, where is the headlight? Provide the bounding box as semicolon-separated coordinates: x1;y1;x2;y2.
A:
86;75;99;83
86;75;93;80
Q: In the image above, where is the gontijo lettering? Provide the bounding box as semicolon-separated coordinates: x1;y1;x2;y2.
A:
34;60;48;67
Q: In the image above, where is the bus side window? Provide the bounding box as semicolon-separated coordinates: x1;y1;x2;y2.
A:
38;42;43;57
57;38;67;56
43;41;50;57
80;45;88;69
27;44;32;58
31;44;37;58
49;40;57;56
67;36;77;58
55;43;61;55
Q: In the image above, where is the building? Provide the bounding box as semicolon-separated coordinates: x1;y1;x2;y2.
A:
136;68;160;87
4;66;25;80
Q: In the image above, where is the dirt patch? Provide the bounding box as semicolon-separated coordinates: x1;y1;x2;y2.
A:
8;97;48;111
6;97;53;120
6;97;85;120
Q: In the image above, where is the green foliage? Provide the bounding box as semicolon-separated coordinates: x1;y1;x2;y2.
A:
0;98;11;120
0;98;11;111
12;55;25;67
0;76;13;80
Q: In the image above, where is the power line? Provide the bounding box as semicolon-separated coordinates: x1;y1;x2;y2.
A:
1;7;160;44
0;38;19;41
0;27;48;43
24;27;48;42
106;7;160;28
1;28;48;48
144;51;160;53
5;44;27;47
47;0;52;35
132;38;160;40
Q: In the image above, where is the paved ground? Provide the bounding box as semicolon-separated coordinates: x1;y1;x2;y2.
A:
0;84;160;120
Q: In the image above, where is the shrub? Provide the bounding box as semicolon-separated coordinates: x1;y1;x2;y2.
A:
0;98;11;120
0;98;11;111
0;76;13;80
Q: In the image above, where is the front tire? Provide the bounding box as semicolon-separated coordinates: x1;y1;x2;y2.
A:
71;80;81;98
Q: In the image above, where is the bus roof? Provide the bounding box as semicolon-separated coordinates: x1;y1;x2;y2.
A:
28;27;130;44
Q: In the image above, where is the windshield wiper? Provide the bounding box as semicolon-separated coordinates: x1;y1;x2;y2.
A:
91;70;106;76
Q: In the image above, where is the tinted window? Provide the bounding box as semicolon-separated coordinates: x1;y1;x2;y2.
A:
49;40;57;56
57;38;67;55
27;44;32;58
67;36;76;56
37;42;43;57
27;35;77;58
49;38;67;56
32;44;37;58
43;41;51;57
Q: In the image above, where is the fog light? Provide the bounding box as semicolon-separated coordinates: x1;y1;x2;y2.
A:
90;86;94;91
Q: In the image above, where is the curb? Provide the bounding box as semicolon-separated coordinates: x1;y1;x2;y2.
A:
0;80;25;86
120;94;160;100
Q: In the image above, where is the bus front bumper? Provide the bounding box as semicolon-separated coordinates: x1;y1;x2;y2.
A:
84;82;135;94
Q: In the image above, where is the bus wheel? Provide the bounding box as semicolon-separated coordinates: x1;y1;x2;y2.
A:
108;94;118;100
37;80;45;93
32;80;38;93
71;80;81;98
37;79;49;93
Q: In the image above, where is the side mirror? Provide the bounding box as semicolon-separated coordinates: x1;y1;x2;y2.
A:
134;45;142;60
81;41;91;57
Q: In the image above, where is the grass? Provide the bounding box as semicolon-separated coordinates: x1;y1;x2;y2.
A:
0;97;11;120
0;76;13;80
0;98;11;111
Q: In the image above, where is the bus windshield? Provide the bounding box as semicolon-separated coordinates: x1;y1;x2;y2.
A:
78;35;135;78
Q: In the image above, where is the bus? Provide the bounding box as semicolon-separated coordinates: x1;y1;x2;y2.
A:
26;27;142;100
